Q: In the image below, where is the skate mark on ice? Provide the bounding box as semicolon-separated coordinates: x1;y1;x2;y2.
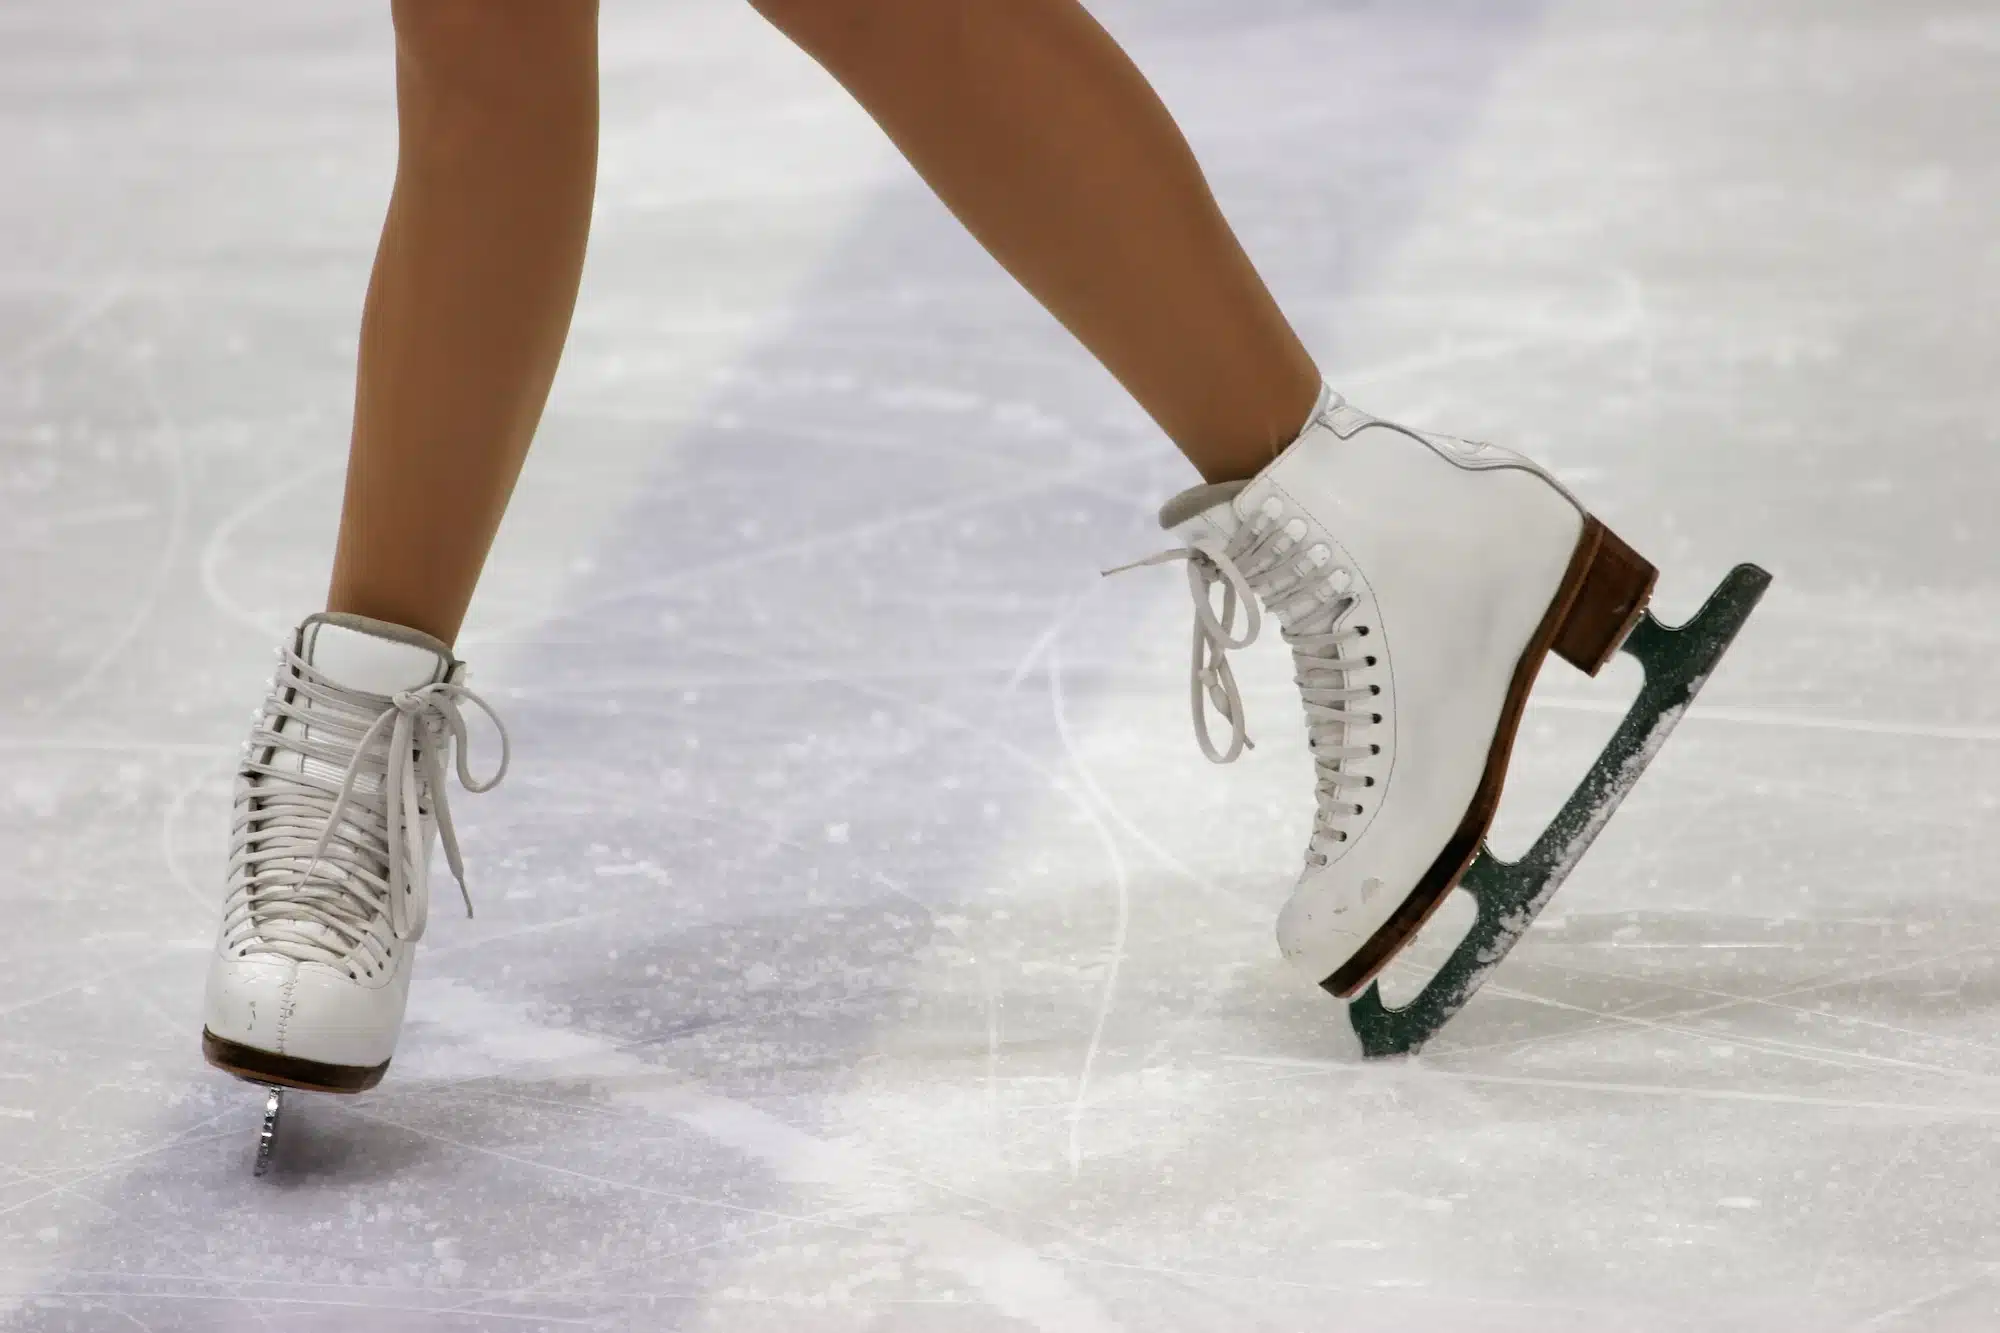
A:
32;365;190;716
393;981;1129;1333
7;1103;298;1333
158;762;222;912
0;277;127;371
339;1101;868;1230
13;1138;295;1333
1480;951;2000;1068
699;601;1139;1174
1466;980;2000;1085
1352;959;2000;1089
440;1231;814;1322
13;1282;603;1327
538;439;1158;630
40;1299;152;1333
437;1217;826;1322
1530;692;2000;746
0;981;102;1024
0;739;231;757
0;501;156;550
699;600;1267;1169
1318;260;1651;384
1218;1054;2000;1119
1002;584;1099;695
872;868;1006;1125
1428;927;2000;1067
1007;591;1269;924
1046;637;1132;1179
197;457;341;639
1209;960;2000;1102
455;1080;1257;1328
1847;1268;2000;1333
1806;1129;1925;1306
1048;1256;1616;1318
419;909;626;965
0;1120;239;1222
758;588;1263;1149
673;617;1172;1154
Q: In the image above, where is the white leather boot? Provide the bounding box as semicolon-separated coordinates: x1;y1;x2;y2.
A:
202;613;508;1093
1126;386;1655;995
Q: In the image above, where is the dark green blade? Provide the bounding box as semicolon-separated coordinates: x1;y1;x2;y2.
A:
1346;563;1774;1059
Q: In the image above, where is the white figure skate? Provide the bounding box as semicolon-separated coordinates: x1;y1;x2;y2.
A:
201;613;507;1172
1121;387;1767;1054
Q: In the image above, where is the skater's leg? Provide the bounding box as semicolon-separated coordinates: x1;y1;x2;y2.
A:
203;0;584;1135
328;0;599;644
751;0;1319;484
748;1;1770;1052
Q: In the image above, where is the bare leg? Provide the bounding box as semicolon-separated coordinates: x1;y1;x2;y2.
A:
327;0;599;644
752;0;1320;483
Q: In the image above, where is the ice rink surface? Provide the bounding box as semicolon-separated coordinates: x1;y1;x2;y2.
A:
4;0;1999;1328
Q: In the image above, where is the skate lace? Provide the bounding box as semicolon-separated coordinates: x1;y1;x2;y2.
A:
1110;498;1378;864
222;647;510;972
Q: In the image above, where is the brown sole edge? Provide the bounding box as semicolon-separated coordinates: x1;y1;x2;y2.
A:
202;1029;388;1094
1322;515;1658;999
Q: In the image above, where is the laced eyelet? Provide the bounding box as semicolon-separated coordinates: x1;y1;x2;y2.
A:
1356;625;1370;636
1371;713;1382;724
1370;743;1381;755
1365;656;1377;667
1365;776;1376;787
1370;685;1381;696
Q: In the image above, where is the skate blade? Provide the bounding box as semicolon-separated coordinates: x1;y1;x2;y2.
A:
254;1086;283;1178
1345;561;1773;1058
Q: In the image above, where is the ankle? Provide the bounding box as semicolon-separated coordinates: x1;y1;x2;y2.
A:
1187;378;1332;484
323;590;463;649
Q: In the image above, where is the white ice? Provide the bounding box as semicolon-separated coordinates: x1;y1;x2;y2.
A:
4;0;1999;1329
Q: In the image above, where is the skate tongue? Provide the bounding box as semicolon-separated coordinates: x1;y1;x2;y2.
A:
1158;479;1248;543
268;614;452;794
300;614;451;695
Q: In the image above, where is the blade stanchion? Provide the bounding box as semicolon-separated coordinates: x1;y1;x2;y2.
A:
254;1086;284;1178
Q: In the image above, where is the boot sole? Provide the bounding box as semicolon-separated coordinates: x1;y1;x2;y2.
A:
202;1029;389;1094
1322;516;1657;998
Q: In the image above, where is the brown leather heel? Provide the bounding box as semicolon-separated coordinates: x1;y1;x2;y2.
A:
202;1029;388;1094
1551;519;1657;676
